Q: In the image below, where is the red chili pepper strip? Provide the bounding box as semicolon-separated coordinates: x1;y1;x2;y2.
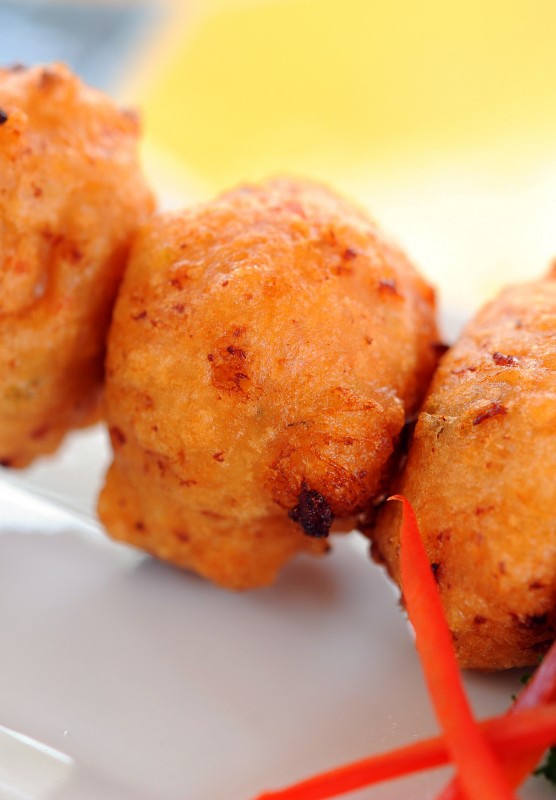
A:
507;638;556;778
254;733;446;800
514;638;556;710
437;636;556;799
253;494;556;800
391;495;515;800
253;703;556;800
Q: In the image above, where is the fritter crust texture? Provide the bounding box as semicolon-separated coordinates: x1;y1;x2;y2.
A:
372;269;556;670
98;177;438;589
0;63;154;466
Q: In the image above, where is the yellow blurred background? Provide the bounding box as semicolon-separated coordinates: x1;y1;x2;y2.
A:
139;0;556;186
128;0;556;321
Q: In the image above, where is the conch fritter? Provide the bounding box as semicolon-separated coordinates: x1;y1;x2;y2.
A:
372;268;556;670
98;178;438;589
0;63;154;467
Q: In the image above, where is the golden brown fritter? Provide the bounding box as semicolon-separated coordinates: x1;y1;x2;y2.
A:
371;268;556;670
0;63;154;467
98;177;438;590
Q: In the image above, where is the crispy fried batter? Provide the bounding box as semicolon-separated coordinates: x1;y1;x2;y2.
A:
98;177;438;589
0;63;154;467
371;268;556;669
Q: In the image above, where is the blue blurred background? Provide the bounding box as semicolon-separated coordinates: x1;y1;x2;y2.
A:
0;0;159;91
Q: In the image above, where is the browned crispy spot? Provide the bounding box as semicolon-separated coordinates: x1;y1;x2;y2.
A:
529;581;546;590
179;478;197;487
211;343;251;394
378;278;402;297
170;277;186;289
473;402;507;426
288;486;334;538
30;424;50;440
512;612;549;630
38;68;62;90
452;365;478;375
109;426;126;447
200;510;225;520
226;346;246;359
139;393;154;410
342;247;358;260
474;505;494;516
492;352;520;367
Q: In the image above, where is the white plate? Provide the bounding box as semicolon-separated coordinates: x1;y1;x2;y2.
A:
0;416;554;800
3;158;556;799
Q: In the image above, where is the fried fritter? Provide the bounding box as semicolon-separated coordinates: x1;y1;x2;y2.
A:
371;268;556;669
0;63;154;467
98;177;438;589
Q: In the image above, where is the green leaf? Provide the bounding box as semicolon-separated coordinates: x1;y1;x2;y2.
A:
535;747;556;786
